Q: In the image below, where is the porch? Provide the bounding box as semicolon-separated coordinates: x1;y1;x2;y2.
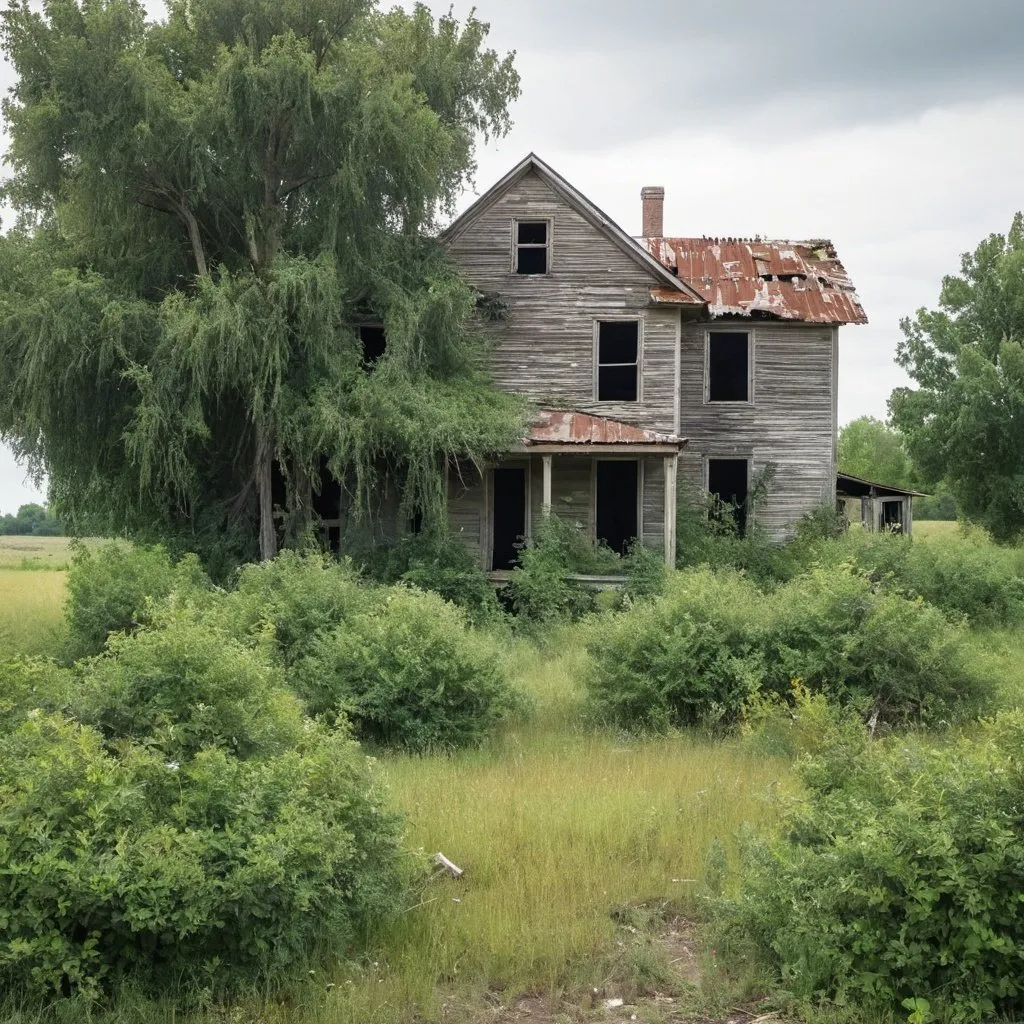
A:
836;472;927;536
447;410;687;575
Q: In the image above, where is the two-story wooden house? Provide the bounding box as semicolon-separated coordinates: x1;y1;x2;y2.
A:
441;153;867;571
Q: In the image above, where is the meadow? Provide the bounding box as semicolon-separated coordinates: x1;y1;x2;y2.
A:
2;522;1023;1024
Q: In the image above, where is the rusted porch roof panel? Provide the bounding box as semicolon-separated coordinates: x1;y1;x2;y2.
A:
522;409;686;448
642;237;868;325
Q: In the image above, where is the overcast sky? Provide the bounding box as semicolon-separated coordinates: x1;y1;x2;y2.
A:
3;0;1024;513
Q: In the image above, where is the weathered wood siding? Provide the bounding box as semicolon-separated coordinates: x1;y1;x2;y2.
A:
677;322;838;540
446;168;680;434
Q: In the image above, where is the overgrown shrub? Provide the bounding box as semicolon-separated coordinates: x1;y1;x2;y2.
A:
296;586;520;750
213;550;378;666
736;713;1024;1022
762;565;989;725
585;568;765;729
64;542;208;660
356;529;504;627
505;515;600;623
0;712;404;1002
71;616;305;762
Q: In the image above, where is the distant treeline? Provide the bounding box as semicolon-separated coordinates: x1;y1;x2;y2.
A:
0;503;63;536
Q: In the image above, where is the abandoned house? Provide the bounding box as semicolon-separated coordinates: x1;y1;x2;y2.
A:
836;473;925;536
432;153;868;572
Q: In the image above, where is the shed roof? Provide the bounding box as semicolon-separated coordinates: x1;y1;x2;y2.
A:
643;237;867;325
516;409;686;451
836;472;927;498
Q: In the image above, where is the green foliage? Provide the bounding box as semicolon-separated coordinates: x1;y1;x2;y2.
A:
212;549;377;666
355;528;504;627
64;542;209;660
890;214;1024;541
762;565;987;726
0;0;524;561
585;561;991;731
0;502;62;536
808;529;1024;628
585;568;766;729
914;480;958;521
0;711;404;1002
505;515;603;623
736;713;1024;1022
838;416;915;488
72;616;306;762
296;586;521;750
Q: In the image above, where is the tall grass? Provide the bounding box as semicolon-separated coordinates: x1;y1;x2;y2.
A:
0;568;67;657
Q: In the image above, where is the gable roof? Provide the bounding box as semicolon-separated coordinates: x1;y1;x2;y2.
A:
443;153;706;305
643;237;867;325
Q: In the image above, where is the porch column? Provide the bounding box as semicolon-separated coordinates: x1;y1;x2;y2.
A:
663;454;677;568
542;454;553;516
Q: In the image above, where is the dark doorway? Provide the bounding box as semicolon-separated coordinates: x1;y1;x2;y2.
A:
708;458;749;536
492;467;526;570
596;460;639;556
881;500;904;532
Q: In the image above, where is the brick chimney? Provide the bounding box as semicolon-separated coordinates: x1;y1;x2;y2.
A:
641;185;665;238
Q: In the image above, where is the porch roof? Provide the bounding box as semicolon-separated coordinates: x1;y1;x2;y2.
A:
511;409;687;454
836;472;928;498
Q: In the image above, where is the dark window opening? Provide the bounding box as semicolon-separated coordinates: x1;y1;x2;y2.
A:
708;458;749;537
492;467;526;570
597;320;639;401
360;325;387;368
313;458;343;554
596;460;639;556
515;221;548;275
881;500;904;533
708;331;750;402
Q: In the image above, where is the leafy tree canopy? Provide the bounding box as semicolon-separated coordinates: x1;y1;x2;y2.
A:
0;501;62;535
837;416;913;489
0;0;525;563
890;214;1024;541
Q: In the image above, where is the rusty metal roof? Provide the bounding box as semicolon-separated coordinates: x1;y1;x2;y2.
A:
521;409;686;448
643;237;867;325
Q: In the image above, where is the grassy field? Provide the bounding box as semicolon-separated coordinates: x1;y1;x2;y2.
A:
0;534;103;569
3;527;1024;1023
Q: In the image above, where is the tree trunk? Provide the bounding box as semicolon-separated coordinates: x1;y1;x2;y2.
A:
256;426;278;561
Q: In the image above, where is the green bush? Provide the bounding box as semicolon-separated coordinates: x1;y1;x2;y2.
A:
0;712;404;1002
296;586;520;750
64;542;208;660
71;616;305;762
763;565;989;726
585;568;765;729
355;529;505;627
736;713;1024;1022
506;516;601;623
213;550;378;666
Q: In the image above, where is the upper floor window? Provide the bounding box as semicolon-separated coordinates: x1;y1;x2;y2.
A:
514;220;550;275
596;320;640;402
707;330;751;403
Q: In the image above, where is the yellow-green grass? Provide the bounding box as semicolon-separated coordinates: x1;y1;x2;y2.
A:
0;534;105;570
913;519;969;541
0;568;67;657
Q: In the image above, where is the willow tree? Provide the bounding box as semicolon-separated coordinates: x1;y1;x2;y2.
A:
0;0;525;562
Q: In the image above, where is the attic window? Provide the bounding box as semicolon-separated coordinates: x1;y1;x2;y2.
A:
707;331;750;403
360;325;386;368
514;220;549;275
596;320;640;402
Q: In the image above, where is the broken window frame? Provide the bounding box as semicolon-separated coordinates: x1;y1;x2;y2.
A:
512;218;552;276
704;329;754;405
591;456;643;554
594;318;643;403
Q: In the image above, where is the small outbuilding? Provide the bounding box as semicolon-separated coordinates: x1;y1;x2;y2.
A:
836;472;927;536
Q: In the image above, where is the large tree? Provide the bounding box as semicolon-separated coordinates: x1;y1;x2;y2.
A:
890;215;1024;541
837;416;913;489
0;0;525;562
